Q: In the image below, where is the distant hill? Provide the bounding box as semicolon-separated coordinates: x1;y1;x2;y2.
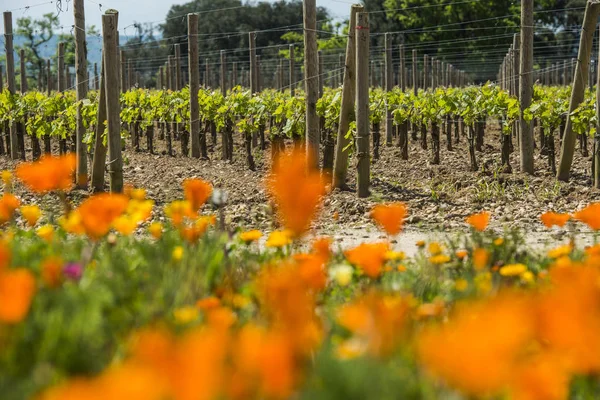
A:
5;35;130;73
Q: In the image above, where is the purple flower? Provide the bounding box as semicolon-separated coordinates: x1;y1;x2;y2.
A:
63;263;83;281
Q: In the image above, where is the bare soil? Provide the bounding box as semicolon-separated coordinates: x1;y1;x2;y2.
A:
1;122;599;248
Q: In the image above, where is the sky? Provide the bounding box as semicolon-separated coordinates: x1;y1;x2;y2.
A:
0;0;352;34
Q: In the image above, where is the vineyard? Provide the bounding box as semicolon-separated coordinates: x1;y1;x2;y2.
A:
3;0;600;399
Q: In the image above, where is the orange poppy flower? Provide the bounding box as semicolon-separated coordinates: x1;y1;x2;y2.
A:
345;242;390;279
540;212;570;228
267;149;327;237
164;200;196;227
466;211;490;232
77;194;129;240
574;203;600;230
472;248;490;270
183;178;212;212
0;194;20;224
417;293;535;397
294;253;327;291
370;203;408;235
41;256;63;288
15;154;76;193
311;237;332;260
0;268;37;324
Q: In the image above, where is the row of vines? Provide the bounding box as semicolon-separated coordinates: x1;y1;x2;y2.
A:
0;84;594;176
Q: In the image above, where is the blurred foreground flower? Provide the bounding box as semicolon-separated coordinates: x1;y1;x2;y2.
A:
345;242;390;278
20;205;41;227
267;149;327;237
77;194;129;240
0;194;20;224
370;202;407;235
239;229;262;244
15;154;76;193
0;268;36;324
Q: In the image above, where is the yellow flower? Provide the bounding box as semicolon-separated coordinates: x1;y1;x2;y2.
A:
475;272;492;294
172;246;184;261
265;230;292;248
127;199;154;223
148;222;163;239
384;250;406;261
416;240;426;248
113;215;138;236
455;279;469;292
59;211;85;235
499;263;528;277
547;245;572;259
1;170;12;186
521;271;535;284
336;339;367;360
239;229;262;243
36;225;54;242
397;264;407;272
493;238;504;246
130;188;146;201
428;242;443;255
20;205;41;227
429;254;451;265
173;306;199;324
330;264;353;286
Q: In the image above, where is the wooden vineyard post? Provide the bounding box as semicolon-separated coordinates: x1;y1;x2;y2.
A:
423;54;428;90
398;43;409;159
384;33;393;146
128;59;134;90
120;50;127;92
557;0;600;181
249;33;257;93
220;50;227;95
18;49;28;160
20;49;27;93
356;12;370;198
46;59;51;94
333;4;362;189
520;0;535;175
246;32;257;169
91;9;118;192
289;44;295;96
57;42;68;154
74;0;88;187
102;12;123;193
256;55;262;92
168;56;175;90
278;58;284;92
304;0;319;167
595;25;600;189
0;65;3;92
94;62;99;90
233;62;238;88
188;13;201;159
175;44;182;90
318;50;324;97
4;12;18;160
412;49;418;95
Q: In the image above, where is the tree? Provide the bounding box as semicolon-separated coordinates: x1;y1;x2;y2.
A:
15;13;60;88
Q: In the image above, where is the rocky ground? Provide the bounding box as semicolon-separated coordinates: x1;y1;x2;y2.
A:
1;123;598;253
